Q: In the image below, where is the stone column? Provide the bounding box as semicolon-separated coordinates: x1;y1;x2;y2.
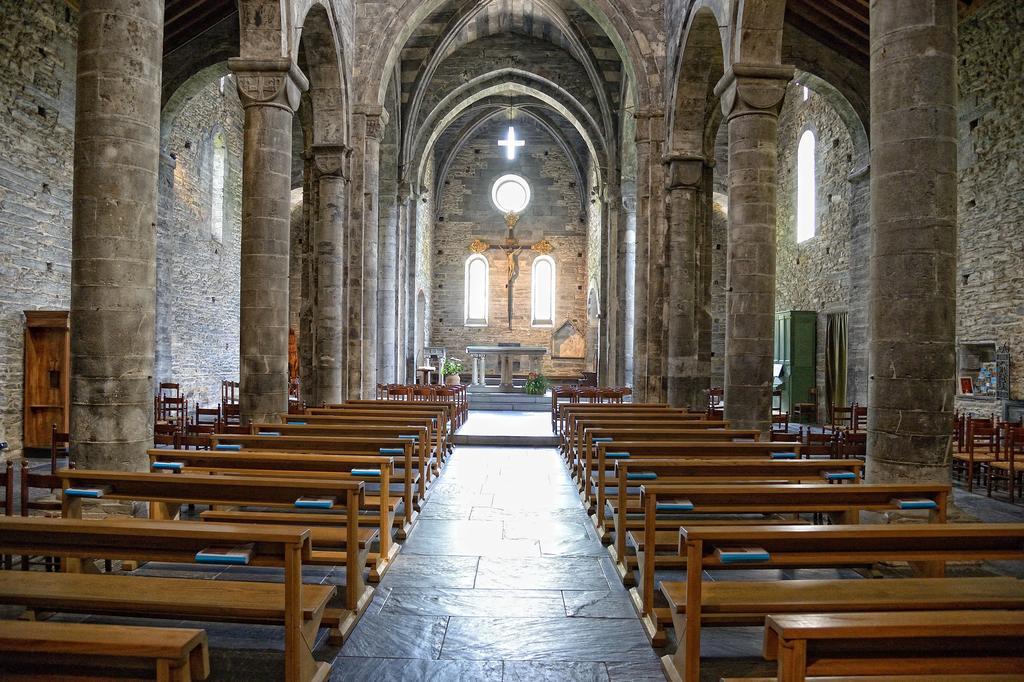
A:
311;144;351;406
867;0;957;483
846;162;871;405
347;106;388;398
70;0;162;471
600;174;621;386
229;58;307;423
378;170;399;386
620;192;637;387
715;63;793;433
402;186;418;381
664;155;711;410
298;152;317;406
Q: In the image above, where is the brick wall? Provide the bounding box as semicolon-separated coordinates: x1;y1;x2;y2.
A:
430;116;589;378
0;0;77;458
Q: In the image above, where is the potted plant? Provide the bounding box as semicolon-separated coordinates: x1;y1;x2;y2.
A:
441;357;465;385
524;372;549;395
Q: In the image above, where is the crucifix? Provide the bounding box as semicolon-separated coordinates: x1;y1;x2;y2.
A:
469;212;553;330
498;126;525;160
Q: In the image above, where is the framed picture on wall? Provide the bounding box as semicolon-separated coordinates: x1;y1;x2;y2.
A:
959;376;975;395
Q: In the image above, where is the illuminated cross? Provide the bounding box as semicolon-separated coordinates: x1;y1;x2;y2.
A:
498;126;525;160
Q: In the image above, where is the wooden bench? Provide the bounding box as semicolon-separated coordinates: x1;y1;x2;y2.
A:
0;620;209;681
251;423;436;487
58;469;374;635
147;448;399;581
561;409;719;459
591;441;809;525
605;457;864;572
760;610;1024;682
659;522;1024;682
326;399;461;433
0;516;333;682
282;410;449;463
208;434;420;531
556;402;676;437
634;482;950;646
577;427;760;500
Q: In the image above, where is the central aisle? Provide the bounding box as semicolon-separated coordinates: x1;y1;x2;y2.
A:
332;441;665;680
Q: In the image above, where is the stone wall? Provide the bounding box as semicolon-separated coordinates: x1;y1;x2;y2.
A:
774;81;856;416
430;116;588;377
0;0;77;457
156;78;243;408
955;0;1024;414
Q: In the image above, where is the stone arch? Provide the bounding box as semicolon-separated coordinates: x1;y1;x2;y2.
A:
160;63;232;147
411;75;607;189
360;0;654;109
295;1;349;145
731;0;787;66
668;6;726;158
794;69;869;169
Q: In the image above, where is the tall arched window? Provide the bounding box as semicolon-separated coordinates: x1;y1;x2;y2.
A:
531;255;556;327
797;129;816;243
464;255;489;326
210;131;227;243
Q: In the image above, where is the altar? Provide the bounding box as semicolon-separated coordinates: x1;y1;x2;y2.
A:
466;344;548;391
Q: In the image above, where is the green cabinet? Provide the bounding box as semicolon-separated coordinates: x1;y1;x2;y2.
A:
774;311;816;414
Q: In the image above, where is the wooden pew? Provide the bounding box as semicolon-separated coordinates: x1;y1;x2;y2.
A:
578;427;763;503
659;522;1024;682
147;449;399;581
556;402;670;435
567;418;733;476
58;469;374;642
760;610;1024;682
634;482;950;646
251;423;435;486
606;457;864;575
593;440;806;524
0;620;210;681
282;411;448;465
324;399;460;436
0;517;333;682
561;408;716;457
207;434;419;532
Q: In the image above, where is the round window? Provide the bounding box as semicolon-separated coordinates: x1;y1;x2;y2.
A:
491;174;531;214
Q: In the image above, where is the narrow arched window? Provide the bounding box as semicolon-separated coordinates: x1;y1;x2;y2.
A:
210;131;227;243
531;255;555;327
797;129;816;243
465;255;488;326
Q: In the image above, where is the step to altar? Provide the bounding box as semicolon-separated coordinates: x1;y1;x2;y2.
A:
465;390;549;412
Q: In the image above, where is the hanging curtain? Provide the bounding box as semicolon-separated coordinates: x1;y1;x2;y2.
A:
825;312;848;423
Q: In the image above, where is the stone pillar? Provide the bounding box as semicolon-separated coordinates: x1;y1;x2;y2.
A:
715;63;793;433
311;144;351;406
696;162;715;385
633;108;666;402
664;155;711;410
70;0;163;471
298;152;317;406
378;170;399;386
867;0;957;483
346;106;388;398
600;173;621;386
846;162;871;406
401;186;418;382
620;191;637;387
230;58;307;423
155;149;176;389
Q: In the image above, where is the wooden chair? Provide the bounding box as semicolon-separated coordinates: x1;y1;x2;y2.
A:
851;402;867;432
986;425;1024;502
839;430;866;459
0;620;210;681
792;387;818;425
220;379;239;406
831;404;853;431
770;428;803;444
0;460;11;569
804;427;837;459
220;402;241;426
959;418;1000;491
50;424;70;475
154;422;178;448
190;404;220;434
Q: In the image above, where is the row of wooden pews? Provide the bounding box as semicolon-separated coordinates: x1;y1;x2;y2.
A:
0;397;456;681
553;401;1024;682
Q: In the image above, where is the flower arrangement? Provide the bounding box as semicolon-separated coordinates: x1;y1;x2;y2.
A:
524;372;549;395
441;357;465;378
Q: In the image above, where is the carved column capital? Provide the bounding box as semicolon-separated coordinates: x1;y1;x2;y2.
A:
228;57;308;112
355;104;390;141
662;154;708;190
397;181;415;204
714;62;794;122
311;143;353;180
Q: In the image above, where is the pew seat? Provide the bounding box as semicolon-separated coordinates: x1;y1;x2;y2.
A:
761;610;1024;681
0;620;210;682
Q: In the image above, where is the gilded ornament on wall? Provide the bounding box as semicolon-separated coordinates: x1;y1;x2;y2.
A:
469;239;489;254
531;239;553;254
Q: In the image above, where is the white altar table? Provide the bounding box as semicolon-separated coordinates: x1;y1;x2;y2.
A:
466;345;548;391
